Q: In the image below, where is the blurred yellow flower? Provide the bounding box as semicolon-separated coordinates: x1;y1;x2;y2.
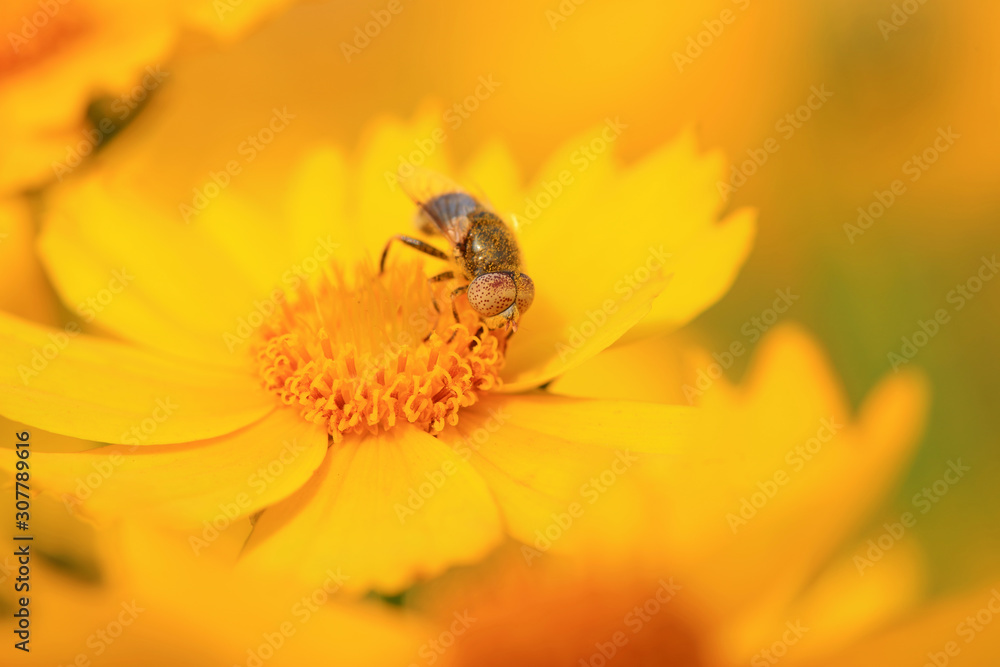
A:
0;115;753;594
404;325;931;666
0;521;433;666
809;578;1000;666
0;0;296;195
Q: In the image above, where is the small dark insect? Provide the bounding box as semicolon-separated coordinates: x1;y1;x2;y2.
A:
380;170;534;336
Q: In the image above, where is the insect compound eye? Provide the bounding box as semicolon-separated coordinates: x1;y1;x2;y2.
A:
515;273;535;314
467;272;517;317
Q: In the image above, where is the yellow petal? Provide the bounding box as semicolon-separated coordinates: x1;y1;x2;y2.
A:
353;107;454;261
0;310;272;444
3;409;326;526
437;393;717;556
40;178;286;366
712;541;925;666
513;127;753;338
547;331;693;404
240;426;503;594
122;524;438;667
624;206;756;341
0;196;61;325
461;139;525;217
810;581;1000;667
175;0;296;42
776;542;924;665
498;268;667;392
638;324;930;620
13;522;432;667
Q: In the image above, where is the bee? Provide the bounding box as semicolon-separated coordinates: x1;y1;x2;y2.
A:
380;171;534;335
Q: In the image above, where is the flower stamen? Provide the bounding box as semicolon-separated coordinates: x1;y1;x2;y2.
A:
253;259;504;442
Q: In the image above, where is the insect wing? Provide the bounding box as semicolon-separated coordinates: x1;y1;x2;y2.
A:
399;168;487;245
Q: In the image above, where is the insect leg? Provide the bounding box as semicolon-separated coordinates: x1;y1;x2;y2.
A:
449;285;468;324
380;235;450;274
417;271;456;341
428;271;455;283
447;285;469;343
419;277;451;342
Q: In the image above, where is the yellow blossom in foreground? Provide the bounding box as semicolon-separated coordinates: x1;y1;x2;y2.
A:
0;114;753;594
401;325;932;666
0;521;434;666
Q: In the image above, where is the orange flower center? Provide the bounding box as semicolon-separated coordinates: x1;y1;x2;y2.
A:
253;260;505;443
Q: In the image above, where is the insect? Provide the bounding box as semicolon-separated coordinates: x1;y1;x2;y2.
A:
380;171;534;335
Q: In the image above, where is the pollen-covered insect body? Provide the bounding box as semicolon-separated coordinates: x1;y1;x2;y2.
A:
380;171;534;333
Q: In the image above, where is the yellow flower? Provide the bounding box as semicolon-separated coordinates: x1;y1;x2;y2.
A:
400;325;931;666
0;520;434;666
0;0;296;195
0;112;753;594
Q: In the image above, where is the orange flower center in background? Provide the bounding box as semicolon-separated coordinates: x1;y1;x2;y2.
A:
253;260;505;443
